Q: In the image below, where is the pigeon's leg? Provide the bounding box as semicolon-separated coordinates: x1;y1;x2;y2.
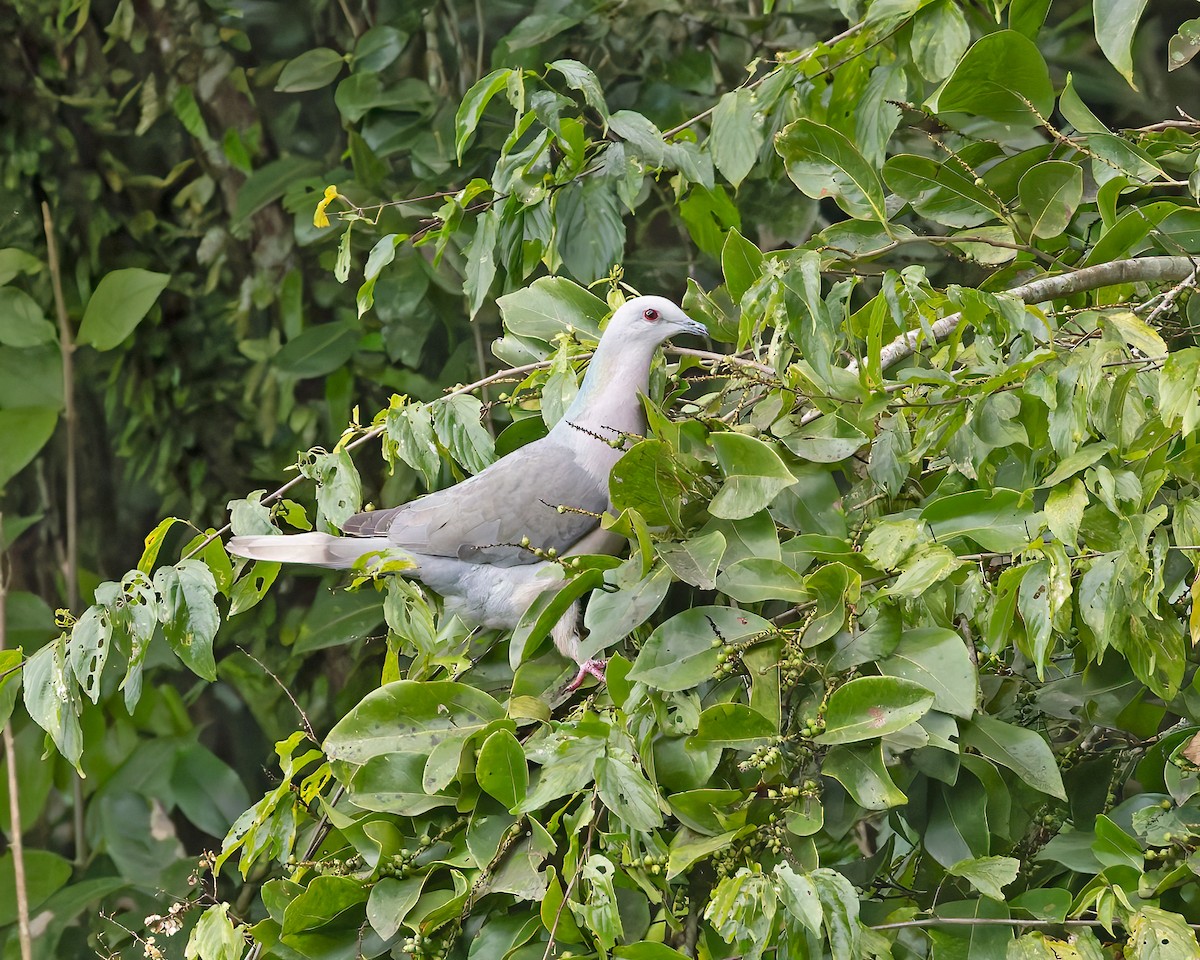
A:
551;602;606;691
565;658;607;691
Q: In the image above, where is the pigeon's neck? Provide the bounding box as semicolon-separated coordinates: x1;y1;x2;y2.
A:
557;335;657;438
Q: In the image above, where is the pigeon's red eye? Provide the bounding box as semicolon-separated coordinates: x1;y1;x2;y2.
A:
643;308;660;322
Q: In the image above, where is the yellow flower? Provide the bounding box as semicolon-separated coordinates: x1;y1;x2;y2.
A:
313;185;339;228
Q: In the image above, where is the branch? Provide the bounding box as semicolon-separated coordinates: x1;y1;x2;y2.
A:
0;548;31;960
872;916;1200;932
40;201;87;866
857;255;1200;378
667;345;774;376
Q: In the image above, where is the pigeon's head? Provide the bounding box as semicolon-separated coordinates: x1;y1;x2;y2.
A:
605;295;707;346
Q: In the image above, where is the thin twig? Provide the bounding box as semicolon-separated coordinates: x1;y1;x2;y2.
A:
667;345;774;375
237;647;317;743
542;794;600;960
0;546;31;960
40;201;87;867
41;203;76;613
871;916;1200;932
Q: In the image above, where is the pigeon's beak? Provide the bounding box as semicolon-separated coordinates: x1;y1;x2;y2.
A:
676;316;708;339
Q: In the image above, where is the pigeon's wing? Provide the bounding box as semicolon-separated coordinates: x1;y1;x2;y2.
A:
339;440;609;565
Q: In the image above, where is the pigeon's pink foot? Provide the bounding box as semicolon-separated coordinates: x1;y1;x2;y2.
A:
566;658;607;691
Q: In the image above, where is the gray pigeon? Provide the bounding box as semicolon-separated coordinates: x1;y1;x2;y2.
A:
228;295;705;688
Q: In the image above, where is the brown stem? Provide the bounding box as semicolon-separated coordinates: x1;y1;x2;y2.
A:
0;547;32;960
40;202;87;865
41;203;76;612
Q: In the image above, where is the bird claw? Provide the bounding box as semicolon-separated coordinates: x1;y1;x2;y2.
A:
566;658;607;691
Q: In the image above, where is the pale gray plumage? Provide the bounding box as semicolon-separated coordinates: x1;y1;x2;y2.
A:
228;295;704;686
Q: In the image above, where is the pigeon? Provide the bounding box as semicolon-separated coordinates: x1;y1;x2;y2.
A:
228;295;706;688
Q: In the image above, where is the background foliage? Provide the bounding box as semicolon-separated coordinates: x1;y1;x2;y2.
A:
4;0;1200;958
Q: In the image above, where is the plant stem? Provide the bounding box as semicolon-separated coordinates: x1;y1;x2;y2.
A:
0;543;32;960
40;201;87;866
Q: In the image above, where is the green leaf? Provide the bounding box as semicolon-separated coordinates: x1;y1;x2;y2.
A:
0;850;72;925
1127;907;1200;958
0;287;55;347
629;606;773;691
815;676;935;744
496;276;606;343
476;729;528;810
776;414;868;464
598;738;663;831
432;394;495;474
610;439;690;528
930;30;1054;127
1018;160;1083;239
709;433;795;520
385;399;440;489
883;154;1002;228
656;530;725;590
721;228;764;301
274;320;360;378
366;876;423;941
1159;349;1200;436
77;268;170;350
947;856;1019;900
1095;0;1149;88
233;155;322;226
910;0;970;81
608;110;666;165
455;68;513;160
464;207;499;318
138;516;182;573
22;638;83;769
880;543;964;599
688;703;776;749
1169;18;1200;71
298;447;363;533
69;603;113;704
276;47;345;92
959;714;1066;799
292;587;383;654
548;59;608;119
0;247;43;286
879;627;977;719
579;560;673;661
325;680;505;766
710;89;764;187
353;26;408;72
554;178;624;284
616;944;691;960
154;559;220;681
716;558;807;603
0;407;58;491
186;901;246;960
822;742;908;809
920;488;1039;553
775;118;888;222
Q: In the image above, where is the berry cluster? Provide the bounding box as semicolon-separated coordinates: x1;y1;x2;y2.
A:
738;742;782;772
799;714;825;739
378;848;421;879
712;637;742;679
400;931;448;960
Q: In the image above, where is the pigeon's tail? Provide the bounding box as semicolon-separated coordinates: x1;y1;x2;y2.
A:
227;533;416;572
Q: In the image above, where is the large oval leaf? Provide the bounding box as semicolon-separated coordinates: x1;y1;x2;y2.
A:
325;681;505;766
930;30;1054;128
775;119;888;222
628;606;773;691
815;676;934;744
274;321;360;378
709;433;795;520
77;268;170;351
